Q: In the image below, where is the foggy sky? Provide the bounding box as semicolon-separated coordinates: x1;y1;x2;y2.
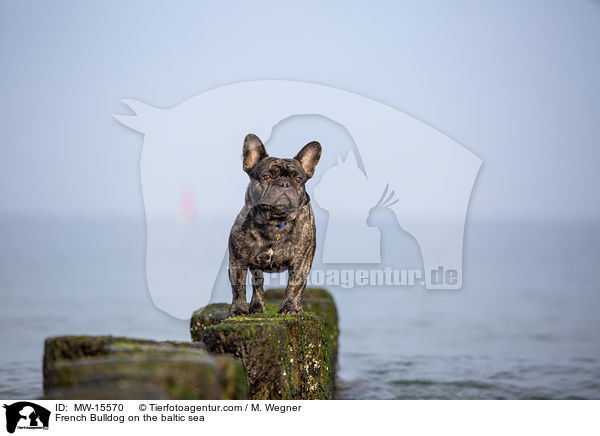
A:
1;0;599;222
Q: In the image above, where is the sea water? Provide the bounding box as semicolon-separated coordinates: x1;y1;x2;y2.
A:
1;218;598;399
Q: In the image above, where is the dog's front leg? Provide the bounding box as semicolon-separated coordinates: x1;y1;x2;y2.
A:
249;269;266;314
279;269;306;314
279;259;311;314
229;260;249;316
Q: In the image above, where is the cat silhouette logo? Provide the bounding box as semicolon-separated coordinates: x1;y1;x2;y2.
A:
114;80;482;319
3;402;50;433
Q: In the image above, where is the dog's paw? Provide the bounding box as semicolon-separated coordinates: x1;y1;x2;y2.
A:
249;301;266;314
229;301;249;316
278;300;303;315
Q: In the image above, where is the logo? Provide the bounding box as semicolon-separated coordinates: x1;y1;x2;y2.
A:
114;80;481;318
3;402;50;433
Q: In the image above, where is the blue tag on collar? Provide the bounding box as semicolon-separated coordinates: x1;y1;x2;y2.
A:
265;221;286;229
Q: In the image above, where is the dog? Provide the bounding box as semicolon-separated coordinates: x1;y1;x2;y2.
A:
228;133;321;315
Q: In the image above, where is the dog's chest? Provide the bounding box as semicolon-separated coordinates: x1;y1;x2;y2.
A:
251;235;293;271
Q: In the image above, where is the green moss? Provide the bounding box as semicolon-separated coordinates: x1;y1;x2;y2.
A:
43;336;247;400
190;303;231;340
202;321;290;399
44;288;338;401
196;293;338;400
215;355;249;400
265;288;339;382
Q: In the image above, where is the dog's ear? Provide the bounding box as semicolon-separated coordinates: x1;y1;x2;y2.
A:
243;134;268;174
294;141;322;178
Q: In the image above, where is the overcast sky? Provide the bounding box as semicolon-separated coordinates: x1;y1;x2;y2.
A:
1;0;599;222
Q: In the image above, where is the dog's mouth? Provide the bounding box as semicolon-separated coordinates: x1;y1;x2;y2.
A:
249;189;301;224
254;201;299;224
256;204;293;219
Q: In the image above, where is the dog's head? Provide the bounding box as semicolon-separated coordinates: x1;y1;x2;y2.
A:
242;133;321;224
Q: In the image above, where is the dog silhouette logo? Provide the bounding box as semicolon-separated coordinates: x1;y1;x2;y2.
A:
3;402;50;433
114;80;482;318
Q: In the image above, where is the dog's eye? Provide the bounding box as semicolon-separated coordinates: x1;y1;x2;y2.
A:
263;174;271;180
295;176;302;183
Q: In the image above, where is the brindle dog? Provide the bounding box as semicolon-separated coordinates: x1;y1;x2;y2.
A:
228;134;321;315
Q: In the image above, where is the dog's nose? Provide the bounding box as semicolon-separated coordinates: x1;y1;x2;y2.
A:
278;179;291;188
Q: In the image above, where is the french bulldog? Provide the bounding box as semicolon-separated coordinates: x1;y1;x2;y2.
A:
228;133;322;315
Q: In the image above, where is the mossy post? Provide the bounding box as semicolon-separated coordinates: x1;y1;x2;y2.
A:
43;336;247;400
265;287;339;379
190;288;338;400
